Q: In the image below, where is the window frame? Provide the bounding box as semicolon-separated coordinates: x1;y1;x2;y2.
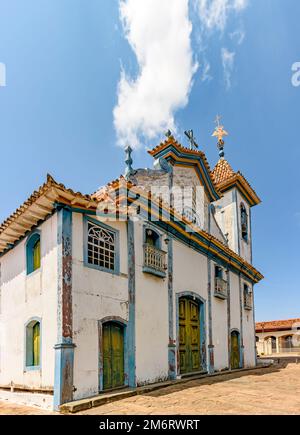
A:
240;203;249;243
24;317;42;371
83;216;120;275
143;225;161;249
25;231;41;275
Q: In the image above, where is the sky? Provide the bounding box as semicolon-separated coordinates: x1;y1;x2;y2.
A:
0;0;299;322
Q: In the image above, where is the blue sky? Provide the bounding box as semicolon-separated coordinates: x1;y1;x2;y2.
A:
0;0;299;321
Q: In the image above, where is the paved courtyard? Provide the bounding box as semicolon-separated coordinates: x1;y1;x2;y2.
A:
1;361;300;415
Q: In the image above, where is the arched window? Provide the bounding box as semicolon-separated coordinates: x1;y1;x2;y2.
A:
26;232;41;275
25;319;41;368
240;203;248;242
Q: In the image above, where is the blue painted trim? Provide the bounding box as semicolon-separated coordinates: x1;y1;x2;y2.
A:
127;220;136;387
233;189;241;256
175;292;207;374
83;215;120;275
54;207;74;410
119;193;260;284
207;259;214;373
55;202;260;284
25;230;41;275
152;144;220;201
53;342;76;411
142;266;166;278
167;238;176;380
98;317;129;392
251;283;257;366
227;270;231;369
238;275;245;368
24;317;42;372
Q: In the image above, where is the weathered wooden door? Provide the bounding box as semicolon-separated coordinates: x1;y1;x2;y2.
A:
179;298;201;374
230;331;240;369
32;322;40;366
103;322;124;390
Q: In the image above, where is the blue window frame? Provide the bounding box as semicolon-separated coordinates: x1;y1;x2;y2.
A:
83;216;120;274
26;231;41;275
25;317;42;371
240;203;248;242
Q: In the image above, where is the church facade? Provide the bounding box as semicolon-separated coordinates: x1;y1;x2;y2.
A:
0;133;263;410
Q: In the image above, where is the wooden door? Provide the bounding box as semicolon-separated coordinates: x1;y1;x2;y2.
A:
231;331;240;369
32;322;40;366
179;298;201;374
103;322;124;390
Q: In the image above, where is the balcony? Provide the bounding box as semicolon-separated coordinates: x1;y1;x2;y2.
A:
214;277;228;300
244;291;252;310
143;244;167;278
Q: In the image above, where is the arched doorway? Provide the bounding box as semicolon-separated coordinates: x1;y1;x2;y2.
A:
230;330;241;369
178;296;203;374
102;321;125;390
264;336;276;355
280;335;293;353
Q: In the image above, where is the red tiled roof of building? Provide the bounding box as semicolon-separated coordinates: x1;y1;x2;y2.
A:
211;158;261;206
211;158;235;184
256;318;300;332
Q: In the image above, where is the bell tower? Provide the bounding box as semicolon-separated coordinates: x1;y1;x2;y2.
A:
211;118;261;264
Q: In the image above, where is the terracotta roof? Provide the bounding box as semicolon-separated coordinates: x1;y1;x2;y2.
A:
211;158;235;184
212;158;261;206
256;318;300;332
0;174;98;255
0;172;263;283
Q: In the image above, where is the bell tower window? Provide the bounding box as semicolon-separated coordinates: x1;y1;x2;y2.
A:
240;203;248;242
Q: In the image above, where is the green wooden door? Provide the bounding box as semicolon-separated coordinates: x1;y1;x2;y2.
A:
33;322;40;366
103;322;124;390
179;298;201;374
231;331;240;369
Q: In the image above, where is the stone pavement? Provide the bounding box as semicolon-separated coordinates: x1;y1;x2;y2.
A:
79;362;300;415
1;362;300;415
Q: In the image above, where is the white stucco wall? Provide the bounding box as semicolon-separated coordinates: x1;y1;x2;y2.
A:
172;239;209;369
135;221;169;386
0;215;58;390
71;213;129;400
211;262;229;370
242;280;256;367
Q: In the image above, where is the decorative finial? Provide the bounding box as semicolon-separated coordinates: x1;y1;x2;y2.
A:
184;129;198;150
124;145;134;179
212;115;228;158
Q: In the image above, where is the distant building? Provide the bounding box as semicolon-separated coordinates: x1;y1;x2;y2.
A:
0;133;263;410
256;319;300;355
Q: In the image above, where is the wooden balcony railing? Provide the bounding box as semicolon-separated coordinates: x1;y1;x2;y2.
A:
143;244;167;278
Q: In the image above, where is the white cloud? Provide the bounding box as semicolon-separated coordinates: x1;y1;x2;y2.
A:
221;48;235;89
196;0;248;31
113;0;197;148
201;60;212;82
230;29;245;45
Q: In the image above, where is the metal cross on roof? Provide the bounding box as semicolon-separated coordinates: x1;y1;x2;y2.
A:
184;129;198;150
